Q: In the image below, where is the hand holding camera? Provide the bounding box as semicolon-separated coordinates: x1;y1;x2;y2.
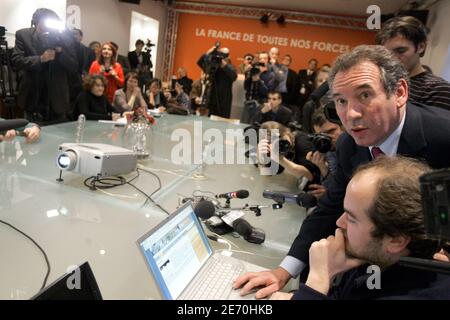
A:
40;49;56;63
307;151;329;178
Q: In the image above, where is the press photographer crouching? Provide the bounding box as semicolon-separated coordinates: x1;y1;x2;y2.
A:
305;107;345;199
197;43;237;118
11;8;79;125
257;121;321;186
250;91;293;127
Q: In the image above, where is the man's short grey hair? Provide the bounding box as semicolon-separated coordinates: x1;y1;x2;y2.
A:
328;45;408;97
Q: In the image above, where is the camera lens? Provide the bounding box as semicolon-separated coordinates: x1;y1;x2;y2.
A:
57;151;77;171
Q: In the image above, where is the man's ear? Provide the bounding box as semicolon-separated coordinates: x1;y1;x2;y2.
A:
385;234;411;255
395;79;408;108
417;41;427;57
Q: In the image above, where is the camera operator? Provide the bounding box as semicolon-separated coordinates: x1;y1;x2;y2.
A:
250;91;293;126
257;121;321;183
256;51;275;91
11;8;79;125
128;39;152;88
197;44;237;118
305;106;344;199
244;64;269;103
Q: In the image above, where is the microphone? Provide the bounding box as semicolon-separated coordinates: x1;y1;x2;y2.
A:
263;190;317;208
232;218;265;244
0;119;29;134
216;190;249;200
192;199;216;220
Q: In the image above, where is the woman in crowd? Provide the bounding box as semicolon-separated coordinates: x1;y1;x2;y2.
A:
89;42;125;103
74;74;117;120
113;72;147;113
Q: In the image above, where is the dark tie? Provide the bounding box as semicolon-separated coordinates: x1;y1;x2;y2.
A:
371;147;384;159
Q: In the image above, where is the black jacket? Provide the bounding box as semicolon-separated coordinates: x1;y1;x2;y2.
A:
250;104;293;127
74;91;114;120
288;103;450;264
128;50;151;70
293;263;450;300
197;54;237;118
11;28;79;118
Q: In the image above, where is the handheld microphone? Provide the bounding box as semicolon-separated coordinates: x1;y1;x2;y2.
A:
0;119;29;134
263;190;317;208
232;218;265;244
216;190;249;200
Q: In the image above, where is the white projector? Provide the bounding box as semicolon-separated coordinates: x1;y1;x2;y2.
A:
56;143;137;177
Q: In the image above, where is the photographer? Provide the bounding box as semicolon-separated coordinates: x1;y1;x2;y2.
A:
305;107;344;199
11;8;79;125
257;121;321;183
128;39;152;88
238;53;254;75
256;51;275;91
250;91;293;126
197;44;237;118
89;42;125;104
244;65;269;103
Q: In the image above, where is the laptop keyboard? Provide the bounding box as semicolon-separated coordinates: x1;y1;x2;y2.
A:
180;255;245;300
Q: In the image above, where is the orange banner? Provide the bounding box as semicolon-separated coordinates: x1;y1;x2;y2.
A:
172;13;376;79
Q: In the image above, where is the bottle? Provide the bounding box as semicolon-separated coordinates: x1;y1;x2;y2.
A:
75;114;86;143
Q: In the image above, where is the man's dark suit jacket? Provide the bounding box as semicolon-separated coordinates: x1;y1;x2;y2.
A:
128;51;151;70
11;28;79;117
293;263;450;300
288;103;450;265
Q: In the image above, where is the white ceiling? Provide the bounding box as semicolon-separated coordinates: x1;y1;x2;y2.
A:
179;0;411;17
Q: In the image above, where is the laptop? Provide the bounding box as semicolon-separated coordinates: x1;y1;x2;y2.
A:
31;262;102;300
137;202;264;300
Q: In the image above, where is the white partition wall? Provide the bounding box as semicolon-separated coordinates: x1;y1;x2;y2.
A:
129;11;160;73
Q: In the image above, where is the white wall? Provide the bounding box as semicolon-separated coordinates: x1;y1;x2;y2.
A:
0;0;67;45
422;0;450;77
66;0;168;78
129;11;160;71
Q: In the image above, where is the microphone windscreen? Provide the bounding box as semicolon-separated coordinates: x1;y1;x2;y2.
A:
236;190;249;199
0;119;29;132
193;200;215;220
296;192;317;208
232;218;252;238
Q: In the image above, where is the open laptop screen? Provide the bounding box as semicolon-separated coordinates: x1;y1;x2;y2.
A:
138;203;213;299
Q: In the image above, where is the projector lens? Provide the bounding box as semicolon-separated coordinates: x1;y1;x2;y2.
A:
57;151;76;170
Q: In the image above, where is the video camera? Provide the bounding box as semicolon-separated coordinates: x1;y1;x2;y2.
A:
200;41;229;75
144;39;155;57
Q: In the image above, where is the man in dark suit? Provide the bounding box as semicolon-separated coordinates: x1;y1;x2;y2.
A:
273;156;450;300
72;28;95;75
296;58;317;109
234;45;450;299
282;54;298;108
250;91;293;126
197;46;237;118
11;8;79;125
128;39;152;87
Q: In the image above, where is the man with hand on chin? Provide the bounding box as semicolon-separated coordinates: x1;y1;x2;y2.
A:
270;156;450;300
234;45;450;299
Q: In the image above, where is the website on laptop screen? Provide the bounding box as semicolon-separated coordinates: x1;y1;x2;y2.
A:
139;205;213;299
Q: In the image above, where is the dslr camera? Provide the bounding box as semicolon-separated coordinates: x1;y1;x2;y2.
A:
261;130;292;157
249;62;266;77
308;133;332;153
